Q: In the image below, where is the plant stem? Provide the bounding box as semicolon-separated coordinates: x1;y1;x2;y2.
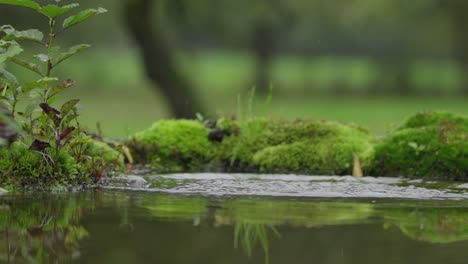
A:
46;18;56;78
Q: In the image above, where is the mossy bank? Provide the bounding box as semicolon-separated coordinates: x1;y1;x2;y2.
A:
129;111;468;181
0;138;124;189
129;118;375;175
371;111;468;181
1;111;467;189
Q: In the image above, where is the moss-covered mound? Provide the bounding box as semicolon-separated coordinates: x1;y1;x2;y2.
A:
216;119;376;175
129;118;376;175
371;111;468;180
0;138;124;188
0;142;87;187
130;120;214;172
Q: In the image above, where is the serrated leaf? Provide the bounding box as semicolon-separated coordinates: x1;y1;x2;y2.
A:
0;41;23;64
39;3;79;18
60;99;79;117
62;7;107;29
22;77;57;93
0;0;40;10
55;44;90;65
10;57;42;76
2;28;43;43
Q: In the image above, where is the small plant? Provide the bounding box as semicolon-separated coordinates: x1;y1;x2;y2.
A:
230;85;273;166
0;0;107;183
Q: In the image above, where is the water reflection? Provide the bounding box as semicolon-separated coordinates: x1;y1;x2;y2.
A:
1;191;468;263
0;194;93;263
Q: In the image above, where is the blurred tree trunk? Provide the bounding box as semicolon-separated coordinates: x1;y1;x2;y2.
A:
124;0;203;118
253;20;274;96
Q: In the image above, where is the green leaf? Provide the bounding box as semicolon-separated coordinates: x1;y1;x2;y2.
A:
0;67;19;86
62;7;107;29
0;0;40;10
48;46;61;62
39;3;79;19
10;57;43;76
48;79;75;98
60;99;80;117
55;44;90;65
0;40;23;63
33;53;49;62
22;77;58;93
24;102;36;116
1;26;44;43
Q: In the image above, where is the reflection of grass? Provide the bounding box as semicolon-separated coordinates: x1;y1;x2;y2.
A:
217;199;375;227
234;221;280;264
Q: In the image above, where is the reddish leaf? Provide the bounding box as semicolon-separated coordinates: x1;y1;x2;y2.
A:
39;103;61;127
60;126;75;140
29;139;50;152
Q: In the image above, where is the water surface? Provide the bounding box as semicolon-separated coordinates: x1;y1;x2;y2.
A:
2;187;468;263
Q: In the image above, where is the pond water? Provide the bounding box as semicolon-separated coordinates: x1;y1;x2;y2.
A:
3;174;468;263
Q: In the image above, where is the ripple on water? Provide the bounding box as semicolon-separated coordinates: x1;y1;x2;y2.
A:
104;173;468;200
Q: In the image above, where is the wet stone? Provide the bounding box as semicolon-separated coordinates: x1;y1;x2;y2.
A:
105;175;148;189
105;173;468;200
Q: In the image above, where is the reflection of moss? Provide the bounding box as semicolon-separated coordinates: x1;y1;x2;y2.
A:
144;194;208;220
0;194;91;262
382;207;468;243
216;199;374;227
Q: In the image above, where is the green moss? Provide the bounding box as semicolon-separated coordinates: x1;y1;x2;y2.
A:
85;140;124;169
0;142;87;187
216;117;240;135
218;119;375;175
398;111;468;131
372;111;468;180
132;120;213;171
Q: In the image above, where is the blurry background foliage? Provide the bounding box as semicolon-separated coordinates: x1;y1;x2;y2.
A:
1;0;467;137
